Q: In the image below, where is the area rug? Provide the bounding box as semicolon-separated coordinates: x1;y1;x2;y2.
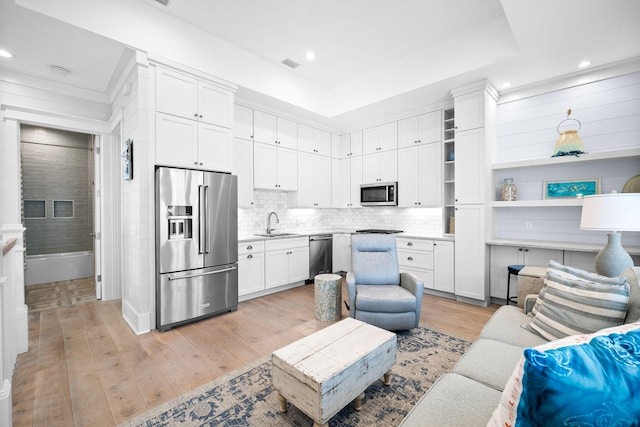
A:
119;326;470;427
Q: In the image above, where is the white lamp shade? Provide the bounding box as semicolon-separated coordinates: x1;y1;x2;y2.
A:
580;193;640;231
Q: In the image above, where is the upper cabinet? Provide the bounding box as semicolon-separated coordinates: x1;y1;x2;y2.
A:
454;92;486;132
156;67;233;129
339;131;363;158
398;142;442;207
297;124;331;156
397;111;442;149
154;65;235;172
363;122;397;154
234;104;253;140
253;111;297;149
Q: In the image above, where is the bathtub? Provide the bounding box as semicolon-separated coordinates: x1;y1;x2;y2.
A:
25;251;94;285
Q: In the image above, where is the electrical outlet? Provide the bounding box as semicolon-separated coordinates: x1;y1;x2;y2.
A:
525;221;533;230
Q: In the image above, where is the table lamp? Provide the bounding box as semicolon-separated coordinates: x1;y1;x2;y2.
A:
580;193;640;277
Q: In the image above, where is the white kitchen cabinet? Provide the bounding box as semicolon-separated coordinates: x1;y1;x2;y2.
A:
156;66;233;128
362;150;397;184
253;143;297;191
332;233;352;273
331;134;340;159
454;205;489;304
397;142;441;207
198;122;233;172
253;111;297;149
265;237;310;289
290;152;331;207
397;111;442;149
233;138;255;207
334;155;362;208
397;237;434;289
238;241;265;297
454;128;485;204
298;124;331;156
489;245;562;299
350;130;363;157
433;240;455;293
363;122;397;155
156;113;233;172
454;91;486;132
234;104;253;140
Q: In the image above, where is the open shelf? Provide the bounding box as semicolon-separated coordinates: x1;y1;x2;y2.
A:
491;199;583;208
492;148;640;170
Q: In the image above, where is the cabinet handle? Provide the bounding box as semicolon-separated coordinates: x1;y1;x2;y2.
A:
247;245;253;250
407;257;414;261
194;161;198;165
518;248;523;251
247;254;253;259
524;249;529;252
407;242;413;246
194;113;198;118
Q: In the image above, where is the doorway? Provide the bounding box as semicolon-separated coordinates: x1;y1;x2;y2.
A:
20;124;100;302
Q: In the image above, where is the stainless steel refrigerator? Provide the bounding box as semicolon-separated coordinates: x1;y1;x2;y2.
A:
155;166;238;331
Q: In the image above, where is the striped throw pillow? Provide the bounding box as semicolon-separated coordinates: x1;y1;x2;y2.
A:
525;270;629;341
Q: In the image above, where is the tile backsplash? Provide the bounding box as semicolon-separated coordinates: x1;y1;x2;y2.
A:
239;191;442;236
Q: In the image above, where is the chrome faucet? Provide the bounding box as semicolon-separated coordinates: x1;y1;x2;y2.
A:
266;211;279;235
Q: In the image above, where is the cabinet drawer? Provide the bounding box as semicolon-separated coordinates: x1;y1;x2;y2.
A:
396;238;434;251
265;236;309;251
397;250;434;270
238;241;265;255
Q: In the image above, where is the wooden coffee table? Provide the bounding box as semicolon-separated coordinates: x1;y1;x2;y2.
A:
271;317;397;427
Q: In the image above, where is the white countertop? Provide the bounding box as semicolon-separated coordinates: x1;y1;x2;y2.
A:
487;238;640;256
239;230;454;243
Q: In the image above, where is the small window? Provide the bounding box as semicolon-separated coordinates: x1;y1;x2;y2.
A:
53;200;74;218
24;200;46;219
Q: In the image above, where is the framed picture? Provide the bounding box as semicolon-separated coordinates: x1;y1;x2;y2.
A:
543;178;600;199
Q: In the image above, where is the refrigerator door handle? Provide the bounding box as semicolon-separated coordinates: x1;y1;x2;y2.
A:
167;265;238;281
198;184;206;254
204;185;210;254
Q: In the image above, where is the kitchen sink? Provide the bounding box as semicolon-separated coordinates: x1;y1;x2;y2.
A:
254;233;299;238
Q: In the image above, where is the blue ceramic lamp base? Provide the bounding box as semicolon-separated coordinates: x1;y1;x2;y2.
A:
594;232;633;277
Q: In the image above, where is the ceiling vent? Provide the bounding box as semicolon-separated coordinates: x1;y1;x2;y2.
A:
154;0;172;6
282;58;299;69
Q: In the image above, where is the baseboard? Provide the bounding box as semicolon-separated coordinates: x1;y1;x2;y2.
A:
456;295;490;307
122;300;151;335
0;379;12;427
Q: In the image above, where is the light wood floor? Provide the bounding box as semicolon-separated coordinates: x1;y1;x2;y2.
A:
12;282;499;427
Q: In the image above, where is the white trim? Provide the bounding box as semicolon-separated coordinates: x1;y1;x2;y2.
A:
122;299;151;335
1;104;109;134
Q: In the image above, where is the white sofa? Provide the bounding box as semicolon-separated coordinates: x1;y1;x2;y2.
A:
399;265;640;426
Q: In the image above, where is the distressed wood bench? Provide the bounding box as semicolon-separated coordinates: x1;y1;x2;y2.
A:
271;317;397;427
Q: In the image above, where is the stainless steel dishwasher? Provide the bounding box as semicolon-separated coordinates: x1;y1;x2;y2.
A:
308;234;333;280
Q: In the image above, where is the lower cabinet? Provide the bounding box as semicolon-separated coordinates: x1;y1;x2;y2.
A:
433;240;455;293
332;233;352;273
265;237;310;289
238;240;265;297
396;237;455;294
489;245;563;300
454;205;489;303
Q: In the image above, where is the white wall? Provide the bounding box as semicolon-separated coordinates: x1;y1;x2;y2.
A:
494;71;640;247
109;56;154;334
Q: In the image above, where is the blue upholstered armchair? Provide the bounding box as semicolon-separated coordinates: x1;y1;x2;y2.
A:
346;234;424;331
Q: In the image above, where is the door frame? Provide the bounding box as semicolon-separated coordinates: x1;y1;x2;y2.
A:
4;106;119;300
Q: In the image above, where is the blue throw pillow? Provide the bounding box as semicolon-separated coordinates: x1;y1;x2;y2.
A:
517;328;640;425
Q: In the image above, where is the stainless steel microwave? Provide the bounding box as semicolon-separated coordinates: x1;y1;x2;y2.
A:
360;182;398;206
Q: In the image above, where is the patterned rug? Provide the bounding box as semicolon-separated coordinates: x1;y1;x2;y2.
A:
119;326;470;427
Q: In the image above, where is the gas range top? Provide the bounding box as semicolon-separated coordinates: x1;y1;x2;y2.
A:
355;229;403;234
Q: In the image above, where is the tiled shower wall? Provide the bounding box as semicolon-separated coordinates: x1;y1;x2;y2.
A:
21;125;94;255
239;191;442;236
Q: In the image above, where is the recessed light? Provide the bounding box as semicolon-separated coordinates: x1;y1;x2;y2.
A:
0;49;14;58
501;82;512;89
578;60;591;68
305;51;316;61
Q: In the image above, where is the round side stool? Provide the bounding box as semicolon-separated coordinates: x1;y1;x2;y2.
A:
506;265;525;305
314;274;342;322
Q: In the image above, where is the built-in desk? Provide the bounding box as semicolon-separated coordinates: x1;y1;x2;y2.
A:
487;239;640;303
